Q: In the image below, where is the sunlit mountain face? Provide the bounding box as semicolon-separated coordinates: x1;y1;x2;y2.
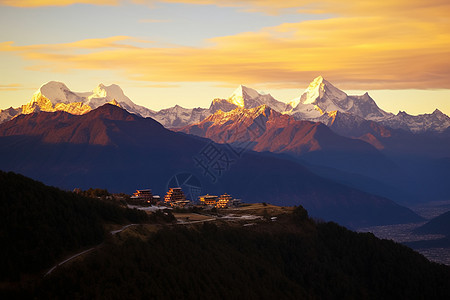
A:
0;81;155;124
177;104;384;158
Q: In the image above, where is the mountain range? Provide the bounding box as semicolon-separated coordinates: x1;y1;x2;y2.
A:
0;103;424;228
178;104;382;155
177;104;394;177
2;77;449;134
0;81;155;123
0;76;449;217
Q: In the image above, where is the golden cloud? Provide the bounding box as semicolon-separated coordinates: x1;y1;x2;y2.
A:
3;0;449;18
137;83;180;88
0;83;37;91
0;0;118;7
0;83;21;91
0;36;151;52
1;1;449;90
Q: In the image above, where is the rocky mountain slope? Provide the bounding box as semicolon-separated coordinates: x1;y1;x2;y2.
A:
179;104;384;157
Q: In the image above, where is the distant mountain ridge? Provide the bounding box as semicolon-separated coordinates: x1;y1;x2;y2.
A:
146;76;450;133
149;105;211;128
414;209;450;237
380;109;450;133
0;81;155;123
1;77;448;133
0;104;153;146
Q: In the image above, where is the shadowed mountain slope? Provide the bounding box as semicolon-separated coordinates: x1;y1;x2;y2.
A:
0;104;422;228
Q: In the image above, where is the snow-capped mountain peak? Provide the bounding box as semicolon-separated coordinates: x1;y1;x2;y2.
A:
90;84;108;99
8;81;155;119
87;83;135;108
288;76;391;121
37;81;86;105
225;84;287;112
301;75;325;105
228;85;261;107
300;75;347;106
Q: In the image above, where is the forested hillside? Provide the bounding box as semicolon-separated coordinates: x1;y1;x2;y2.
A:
38;208;450;299
0;170;148;282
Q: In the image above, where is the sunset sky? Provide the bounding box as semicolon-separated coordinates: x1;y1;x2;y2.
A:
1;0;449;115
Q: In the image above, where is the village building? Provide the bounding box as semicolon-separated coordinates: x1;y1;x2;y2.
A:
164;187;189;207
199;194;218;206
216;193;232;208
199;193;237;208
128;189;155;206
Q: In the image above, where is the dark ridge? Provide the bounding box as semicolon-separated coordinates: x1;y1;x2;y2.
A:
414;210;450;236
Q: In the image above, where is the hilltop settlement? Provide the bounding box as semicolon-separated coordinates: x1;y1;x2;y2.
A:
127;187;241;209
